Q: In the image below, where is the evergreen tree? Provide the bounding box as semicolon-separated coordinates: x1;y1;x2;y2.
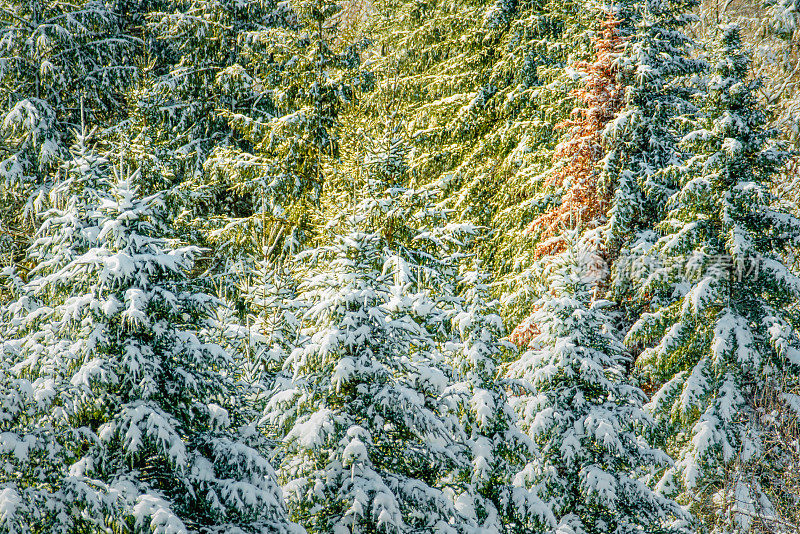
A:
0;0;137;260
221;257;301;385
262;134;486;530
627;24;800;532
508;237;692;534
447;266;554;533
0;134;298;533
121;0;297;381
601;0;706;324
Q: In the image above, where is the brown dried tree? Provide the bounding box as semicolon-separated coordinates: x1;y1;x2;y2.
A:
510;13;624;347
529;13;624;259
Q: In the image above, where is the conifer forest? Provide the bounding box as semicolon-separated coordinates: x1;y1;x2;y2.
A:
3;0;800;532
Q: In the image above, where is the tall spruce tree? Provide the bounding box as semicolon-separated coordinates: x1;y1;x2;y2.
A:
601;0;707;324
627;24;800;532
446;266;554;533
260;116;492;530
263;194;475;532
0;134;299;533
0;0;137;263
508;237;692;534
524;14;624;261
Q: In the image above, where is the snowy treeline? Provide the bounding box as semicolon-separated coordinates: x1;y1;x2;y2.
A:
1;0;799;533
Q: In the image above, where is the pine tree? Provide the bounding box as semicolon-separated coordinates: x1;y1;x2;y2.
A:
627;24;800;532
507;237;692;534
446;266;554;533
601;0;707;324
265;222;471;532
222;257;301;385
0;134;298;533
0;0;137;260
261;122;488;530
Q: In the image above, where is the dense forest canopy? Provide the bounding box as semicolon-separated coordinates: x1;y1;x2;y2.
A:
1;0;800;532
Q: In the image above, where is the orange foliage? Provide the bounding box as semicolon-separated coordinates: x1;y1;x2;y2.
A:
508;305;541;346
510;14;623;348
526;14;624;261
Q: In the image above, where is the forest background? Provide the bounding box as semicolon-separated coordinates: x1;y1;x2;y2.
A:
2;0;800;532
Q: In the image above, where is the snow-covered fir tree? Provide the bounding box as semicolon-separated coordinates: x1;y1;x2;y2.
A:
0;0;137;259
508;236;692;534
627;24;800;532
264;208;470;532
261;116;492;530
602;0;707;323
0;133;116;532
218;257;301;386
0;134;299;533
446;266;554;532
